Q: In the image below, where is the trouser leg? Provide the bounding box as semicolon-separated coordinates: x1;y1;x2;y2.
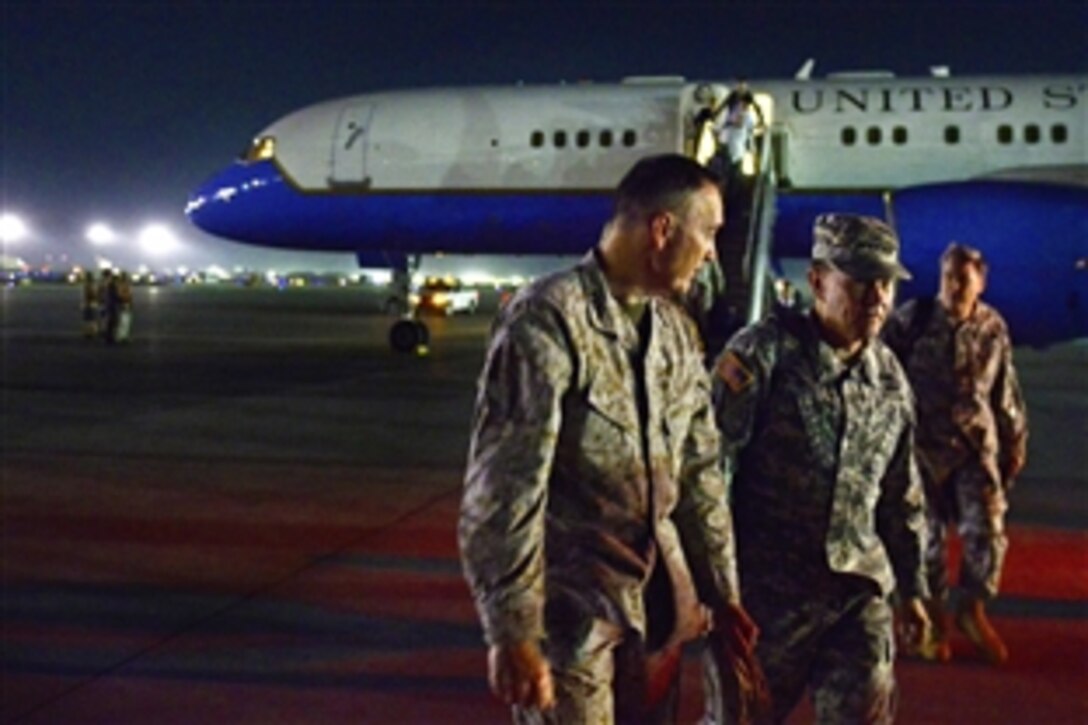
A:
513;618;622;725
924;501;951;603
810;594;897;725
744;593;822;724
954;460;1008;600
513;617;675;725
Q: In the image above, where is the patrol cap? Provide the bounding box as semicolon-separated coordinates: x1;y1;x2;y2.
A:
812;213;912;281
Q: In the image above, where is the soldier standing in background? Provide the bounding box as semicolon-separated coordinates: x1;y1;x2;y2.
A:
460;155;764;723
884;242;1028;665
712;214;931;723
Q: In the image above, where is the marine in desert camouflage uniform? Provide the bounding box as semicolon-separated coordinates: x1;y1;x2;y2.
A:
459;155;759;723
884;242;1028;665
713;213;931;723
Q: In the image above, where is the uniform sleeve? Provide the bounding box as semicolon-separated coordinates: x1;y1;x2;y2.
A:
992;329;1028;467
876;411;930;600
673;364;740;609
458;302;572;646
711;330;771;478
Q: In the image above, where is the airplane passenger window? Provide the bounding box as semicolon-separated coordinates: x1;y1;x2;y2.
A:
600;130;613;147
841;127;857;146
997;125;1013;144
1024;125;1041;144
893;126;908;145
531;131;545;148
867;127;882;145
576;130;590;148
554;131;568;148
944;126;961;145
622;130;637;147
1052;124;1068;143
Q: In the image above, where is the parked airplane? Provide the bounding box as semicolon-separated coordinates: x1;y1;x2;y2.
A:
186;66;1087;350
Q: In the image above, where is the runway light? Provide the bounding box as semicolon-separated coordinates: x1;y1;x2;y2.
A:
138;224;181;256
86;222;118;246
0;213;28;244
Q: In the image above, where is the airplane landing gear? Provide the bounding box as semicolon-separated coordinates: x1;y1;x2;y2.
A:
389;317;429;353
383;254;429;353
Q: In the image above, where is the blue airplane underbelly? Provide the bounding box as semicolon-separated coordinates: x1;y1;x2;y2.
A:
188;160;613;256
189;161;1087;346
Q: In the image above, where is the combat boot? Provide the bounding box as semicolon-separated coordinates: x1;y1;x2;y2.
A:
955;596;1008;665
917;599;953;663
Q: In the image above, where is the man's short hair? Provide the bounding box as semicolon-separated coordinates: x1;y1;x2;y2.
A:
614;154;721;222
941;242;988;274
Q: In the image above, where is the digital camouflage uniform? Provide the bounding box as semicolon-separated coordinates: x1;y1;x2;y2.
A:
460;251;740;723
884;298;1028;602
713;306;929;724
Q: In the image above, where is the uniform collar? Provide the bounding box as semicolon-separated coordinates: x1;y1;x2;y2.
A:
579;249;649;351
796;310;880;386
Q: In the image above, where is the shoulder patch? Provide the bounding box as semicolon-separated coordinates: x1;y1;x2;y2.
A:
716;350;755;393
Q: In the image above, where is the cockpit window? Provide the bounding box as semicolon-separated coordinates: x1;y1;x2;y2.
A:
243;136;276;162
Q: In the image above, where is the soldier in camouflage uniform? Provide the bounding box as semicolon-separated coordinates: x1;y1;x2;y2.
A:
712;214;931;723
884;242;1028;665
460;155;758;723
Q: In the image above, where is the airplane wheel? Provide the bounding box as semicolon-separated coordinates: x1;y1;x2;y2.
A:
389;319;429;352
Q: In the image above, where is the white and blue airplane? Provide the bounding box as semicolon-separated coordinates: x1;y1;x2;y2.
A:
186;66;1087;349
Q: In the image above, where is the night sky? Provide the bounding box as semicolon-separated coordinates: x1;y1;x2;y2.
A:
2;1;1085;273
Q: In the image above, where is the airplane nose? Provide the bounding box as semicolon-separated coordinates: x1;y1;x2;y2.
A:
185;160;285;242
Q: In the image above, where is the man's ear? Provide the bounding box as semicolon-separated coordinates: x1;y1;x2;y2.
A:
648;212;673;251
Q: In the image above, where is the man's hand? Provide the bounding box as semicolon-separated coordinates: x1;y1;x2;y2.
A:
715;601;759;653
706;602;772;723
488;640;555;711
897;597;933;656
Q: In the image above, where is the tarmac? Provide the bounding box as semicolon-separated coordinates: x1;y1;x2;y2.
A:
2;283;1086;724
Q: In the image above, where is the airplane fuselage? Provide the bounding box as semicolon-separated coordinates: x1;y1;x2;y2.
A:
186;73;1088;345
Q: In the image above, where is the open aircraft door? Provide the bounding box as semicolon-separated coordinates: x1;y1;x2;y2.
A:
330;104;375;186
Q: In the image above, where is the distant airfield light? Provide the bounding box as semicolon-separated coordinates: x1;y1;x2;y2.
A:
0;213;28;244
461;270;494;286
85;222;118;246
95;257;115;271
138;224;181;256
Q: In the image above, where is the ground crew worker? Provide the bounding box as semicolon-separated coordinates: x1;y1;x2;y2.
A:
460;154;763;723
81;271;100;339
884;242;1028;665
712;213;931;723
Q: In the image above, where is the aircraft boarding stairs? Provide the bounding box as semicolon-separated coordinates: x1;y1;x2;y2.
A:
694;129;778;360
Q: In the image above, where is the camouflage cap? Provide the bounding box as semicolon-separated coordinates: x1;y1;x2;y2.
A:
812;213;912;281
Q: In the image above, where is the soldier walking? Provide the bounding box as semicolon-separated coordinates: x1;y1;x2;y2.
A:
884;242;1028;664
712;214;931;723
460;155;765;723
